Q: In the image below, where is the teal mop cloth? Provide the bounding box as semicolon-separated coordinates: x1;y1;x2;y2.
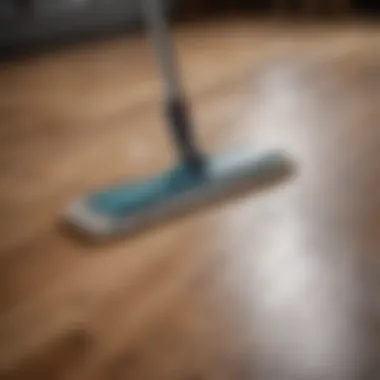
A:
88;162;204;217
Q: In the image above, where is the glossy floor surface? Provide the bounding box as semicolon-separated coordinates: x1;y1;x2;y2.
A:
1;18;380;380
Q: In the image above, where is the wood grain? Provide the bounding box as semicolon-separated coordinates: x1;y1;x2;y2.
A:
1;18;380;380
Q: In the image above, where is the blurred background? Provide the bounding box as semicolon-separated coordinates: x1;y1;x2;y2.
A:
3;1;380;380
0;0;371;52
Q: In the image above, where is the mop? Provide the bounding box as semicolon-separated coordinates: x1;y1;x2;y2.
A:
64;0;293;239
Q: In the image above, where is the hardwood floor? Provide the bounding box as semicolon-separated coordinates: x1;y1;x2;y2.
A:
1;18;380;380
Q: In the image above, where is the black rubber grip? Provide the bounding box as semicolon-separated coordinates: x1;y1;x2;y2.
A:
167;98;204;170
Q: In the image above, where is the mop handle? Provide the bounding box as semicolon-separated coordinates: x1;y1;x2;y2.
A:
143;0;182;100
143;0;203;168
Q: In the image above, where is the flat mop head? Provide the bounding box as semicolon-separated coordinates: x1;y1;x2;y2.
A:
65;151;293;239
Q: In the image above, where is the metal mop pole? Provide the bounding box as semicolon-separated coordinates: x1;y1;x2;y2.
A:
143;0;204;170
